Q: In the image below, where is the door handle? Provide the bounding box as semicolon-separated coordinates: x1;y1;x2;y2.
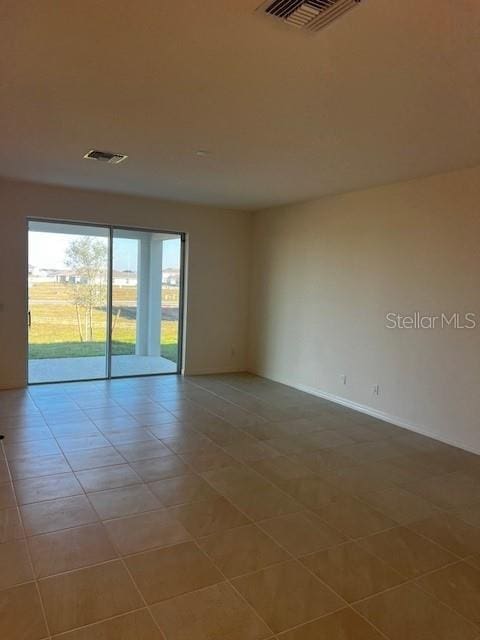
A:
28;311;32;328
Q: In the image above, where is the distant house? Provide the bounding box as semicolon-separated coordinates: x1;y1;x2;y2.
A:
112;270;137;286
29;266;178;287
51;270;86;284
28;267;73;284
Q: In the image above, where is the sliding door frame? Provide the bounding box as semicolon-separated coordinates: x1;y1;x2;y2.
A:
27;217;186;384
106;226;114;380
109;224;186;381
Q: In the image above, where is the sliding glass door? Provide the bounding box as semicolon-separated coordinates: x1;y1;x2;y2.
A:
28;221;109;383
28;220;184;384
110;229;182;377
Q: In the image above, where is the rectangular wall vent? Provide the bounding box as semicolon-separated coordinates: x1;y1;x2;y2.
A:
258;0;362;33
84;150;128;164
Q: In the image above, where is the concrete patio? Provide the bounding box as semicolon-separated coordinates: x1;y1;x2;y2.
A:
28;354;177;383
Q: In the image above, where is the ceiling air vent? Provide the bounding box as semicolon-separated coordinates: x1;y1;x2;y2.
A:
84;150;128;164
258;0;362;32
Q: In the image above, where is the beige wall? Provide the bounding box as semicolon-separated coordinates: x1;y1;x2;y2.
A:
0;178;251;388
250;166;480;454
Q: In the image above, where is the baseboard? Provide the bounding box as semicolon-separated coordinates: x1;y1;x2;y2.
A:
184;366;247;376
250;370;480;456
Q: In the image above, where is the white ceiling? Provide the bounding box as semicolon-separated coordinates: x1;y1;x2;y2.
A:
1;0;479;210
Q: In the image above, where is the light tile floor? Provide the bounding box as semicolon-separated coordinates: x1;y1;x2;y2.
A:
1;373;480;639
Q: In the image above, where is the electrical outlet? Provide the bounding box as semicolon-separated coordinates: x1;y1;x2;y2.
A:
372;384;380;396
340;375;347;385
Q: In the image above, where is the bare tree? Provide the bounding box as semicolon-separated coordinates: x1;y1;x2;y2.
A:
65;237;108;342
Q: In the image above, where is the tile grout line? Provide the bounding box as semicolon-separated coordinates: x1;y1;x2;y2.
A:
43;606;156;639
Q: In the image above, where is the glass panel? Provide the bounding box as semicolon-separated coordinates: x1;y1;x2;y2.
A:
28;221;109;383
110;229;182;377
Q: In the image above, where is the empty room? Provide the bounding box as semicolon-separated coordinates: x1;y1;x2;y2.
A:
0;1;479;639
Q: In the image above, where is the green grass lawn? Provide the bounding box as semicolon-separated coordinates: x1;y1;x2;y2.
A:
28;283;179;363
28;340;178;361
